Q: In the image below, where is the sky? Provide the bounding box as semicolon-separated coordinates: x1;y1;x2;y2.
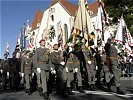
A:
0;0;95;58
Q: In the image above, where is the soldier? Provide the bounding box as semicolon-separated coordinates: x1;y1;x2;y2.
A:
72;44;85;93
62;44;74;95
21;51;33;95
1;53;9;91
50;43;67;96
9;52;21;92
104;38;125;94
95;49;103;89
35;39;50;100
81;45;96;91
101;50;113;92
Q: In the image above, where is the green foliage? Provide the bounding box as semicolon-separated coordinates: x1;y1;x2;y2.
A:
103;0;133;36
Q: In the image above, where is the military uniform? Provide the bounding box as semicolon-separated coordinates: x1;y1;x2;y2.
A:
50;50;66;95
35;47;50;95
104;38;125;94
21;56;33;92
1;58;9;90
82;47;96;90
9;54;20;91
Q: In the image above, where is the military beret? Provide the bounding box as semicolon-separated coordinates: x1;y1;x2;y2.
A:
39;39;45;43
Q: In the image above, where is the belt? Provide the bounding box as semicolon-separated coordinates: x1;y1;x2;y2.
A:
75;61;80;64
38;60;48;64
67;62;73;64
107;57;118;60
67;61;80;64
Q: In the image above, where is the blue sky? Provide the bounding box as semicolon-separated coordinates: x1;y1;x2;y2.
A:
0;0;95;58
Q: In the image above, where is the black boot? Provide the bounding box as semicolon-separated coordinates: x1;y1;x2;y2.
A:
78;86;85;93
27;89;32;95
89;84;95;91
43;92;50;100
92;84;97;90
107;82;112;92
117;87;125;95
67;87;74;95
38;87;43;96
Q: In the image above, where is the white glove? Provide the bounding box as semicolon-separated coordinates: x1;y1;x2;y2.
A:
7;72;9;76
88;61;91;64
32;73;34;77
69;47;73;52
0;69;3;73
65;67;68;72
60;61;65;66
37;68;41;73
75;68;78;73
50;67;54;71
51;70;56;74
95;66;98;70
21;73;24;77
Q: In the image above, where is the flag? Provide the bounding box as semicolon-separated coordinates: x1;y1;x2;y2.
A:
114;16;133;56
114;16;129;45
95;0;107;48
21;24;26;49
126;29;133;47
73;0;93;47
5;41;10;56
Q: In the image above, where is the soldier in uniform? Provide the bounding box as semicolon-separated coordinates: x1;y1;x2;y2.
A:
81;45;96;91
62;44;74;95
104;38;125;94
35;39;50;100
1;53;9;90
72;44;85;93
21;51;33;95
50;43;67;96
9;52;20;92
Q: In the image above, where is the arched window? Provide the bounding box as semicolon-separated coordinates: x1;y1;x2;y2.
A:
64;24;68;42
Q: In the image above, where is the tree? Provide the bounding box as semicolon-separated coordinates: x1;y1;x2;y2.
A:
103;0;133;36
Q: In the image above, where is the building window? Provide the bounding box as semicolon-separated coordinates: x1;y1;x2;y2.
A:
64;24;68;42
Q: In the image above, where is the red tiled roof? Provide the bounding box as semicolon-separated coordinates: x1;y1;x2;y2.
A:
48;0;99;16
59;0;78;16
88;1;99;15
48;0;78;16
31;10;43;31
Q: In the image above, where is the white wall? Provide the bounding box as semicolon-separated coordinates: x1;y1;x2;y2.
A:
37;3;74;48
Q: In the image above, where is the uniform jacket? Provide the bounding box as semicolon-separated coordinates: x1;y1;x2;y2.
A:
21;57;32;74
107;45;119;66
50;51;63;70
9;58;20;73
1;59;9;72
35;47;50;70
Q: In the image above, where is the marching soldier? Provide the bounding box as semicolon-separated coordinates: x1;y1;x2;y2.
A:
81;45;96;91
50;43;67;96
62;44;74;95
72;44;85;93
1;53;9;91
21;51;33;95
104;38;125;94
35;39;50;100
9;52;20;92
101;51;113;92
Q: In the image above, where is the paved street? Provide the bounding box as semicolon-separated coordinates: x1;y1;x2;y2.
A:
0;77;133;100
